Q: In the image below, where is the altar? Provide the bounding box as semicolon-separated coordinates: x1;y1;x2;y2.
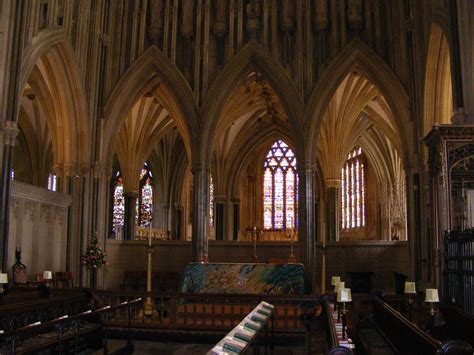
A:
179;262;306;295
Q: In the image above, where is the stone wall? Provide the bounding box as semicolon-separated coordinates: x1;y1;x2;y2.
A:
8;181;71;280
102;240;408;293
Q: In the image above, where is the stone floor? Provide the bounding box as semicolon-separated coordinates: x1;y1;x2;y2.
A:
87;339;308;355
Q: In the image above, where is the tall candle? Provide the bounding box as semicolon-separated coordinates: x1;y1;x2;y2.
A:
148;224;152;247
322;222;326;248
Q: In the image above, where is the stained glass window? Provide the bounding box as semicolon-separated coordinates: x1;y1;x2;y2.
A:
112;171;125;233
47;174;57;191
341;147;366;229
209;175;214;226
263;140;298;229
136;162;153;227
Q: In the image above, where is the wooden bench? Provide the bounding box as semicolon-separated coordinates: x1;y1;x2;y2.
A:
368;295;472;355
319;294;353;354
435;302;474;348
0;297;142;354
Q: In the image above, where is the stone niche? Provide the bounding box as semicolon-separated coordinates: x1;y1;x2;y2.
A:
8;181;71;279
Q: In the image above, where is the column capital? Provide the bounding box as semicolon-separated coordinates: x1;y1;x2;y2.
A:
451;107;469;124
214;195;226;204
191;162;210;175
91;161;107;179
298;161;314;173
326;178;342;188
2;120;19;146
123;190;139;198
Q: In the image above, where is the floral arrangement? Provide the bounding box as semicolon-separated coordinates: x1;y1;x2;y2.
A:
81;232;107;269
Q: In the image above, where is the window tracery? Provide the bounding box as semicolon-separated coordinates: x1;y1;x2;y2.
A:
263;140;298;229
341;147;366;229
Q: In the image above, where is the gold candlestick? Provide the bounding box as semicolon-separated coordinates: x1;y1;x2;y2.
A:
252;227;258;263
287;229;296;263
144;226;154;316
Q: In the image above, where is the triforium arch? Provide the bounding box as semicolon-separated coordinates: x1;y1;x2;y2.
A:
305;38;411;167
103;46;197;243
102;45;199;174
221;128;296;240
226;128;296;201
200;41;306;168
423;22;454;137
18;32;89;179
306;39;409;252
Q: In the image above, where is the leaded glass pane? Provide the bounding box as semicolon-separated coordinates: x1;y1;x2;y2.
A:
263;140;298;229
113;177;125;232
341;147;366;230
263;168;273;229
286;168;295;228
209;176;214;226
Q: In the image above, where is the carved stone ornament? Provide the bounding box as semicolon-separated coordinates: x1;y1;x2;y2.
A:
2;120;19;146
314;0;329;31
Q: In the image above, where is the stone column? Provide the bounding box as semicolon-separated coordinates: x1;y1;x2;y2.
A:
214;196;225;241
0;0;24;272
192;165;209;262
298;161;315;293
174;203;184;240
123;191;138;240
231;197;240;241
449;0;469;124
326;179;341;242
0;121;19;270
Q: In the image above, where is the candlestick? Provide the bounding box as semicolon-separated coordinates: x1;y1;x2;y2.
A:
148;224;152;247
253;227;258;263
144;242;153;316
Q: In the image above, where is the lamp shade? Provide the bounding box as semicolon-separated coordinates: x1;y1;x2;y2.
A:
331;276;341;286
404;282;416;294
43;271;53;280
337;288;352;302
425;288;439;303
334;281;345;292
0;273;8;284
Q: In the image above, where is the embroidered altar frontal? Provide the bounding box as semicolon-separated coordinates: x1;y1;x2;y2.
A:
180;262;306;294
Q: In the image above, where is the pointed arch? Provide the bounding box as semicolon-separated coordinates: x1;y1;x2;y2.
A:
201;41;305;167
19;31;89;168
305;39;411;166
226;127;296;198
102;46;198;172
423;23;453;137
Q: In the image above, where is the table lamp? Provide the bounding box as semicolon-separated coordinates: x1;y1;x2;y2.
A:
425;288;439;316
334;281;345;311
337;288;352;339
43;271;52;284
0;273;8;296
331;276;341;289
404;281;416;321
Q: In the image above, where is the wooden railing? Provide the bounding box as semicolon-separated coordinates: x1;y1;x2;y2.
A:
207;301;275;354
92;290;317;334
320;294;353;354
0;288;91;332
371;295;474;354
438;302;474;348
0;295;142;354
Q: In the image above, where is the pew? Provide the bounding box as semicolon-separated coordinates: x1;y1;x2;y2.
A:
367;294;473;355
319;294;353;354
0;297;142;354
436;302;474;348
